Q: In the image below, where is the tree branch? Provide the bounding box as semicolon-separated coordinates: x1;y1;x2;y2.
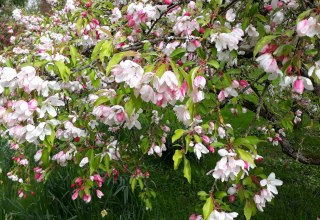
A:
242;99;320;165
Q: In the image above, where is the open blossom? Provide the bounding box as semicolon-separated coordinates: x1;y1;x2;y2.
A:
208;149;246;182
112;60;144;88
79;157;89;167
140;84;155;103
153;71;180;107
226;9;236;22
254;189;274;212
0;67;17;94
194;143;209;159
208;210;238;220
297;17;320;37
148;142;167;157
52;149;75;167
210;28;244;52
173;105;191;126
124;109;142;129
260;172;283;195
256;53;279;74
92;105;127;126
111;8;122;23
173;16;200;36
308;60;320;80
38;94;65;118
11;100;34;121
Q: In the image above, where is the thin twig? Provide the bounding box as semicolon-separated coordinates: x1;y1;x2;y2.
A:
146;1;185;36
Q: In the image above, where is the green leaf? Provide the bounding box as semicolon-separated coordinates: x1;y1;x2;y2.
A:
253;35;277;57
41;148;50;167
76;17;83;33
93;96;109;107
125;98;135;117
211;142;224;147
215;191;227;199
305;49;318;56
99;40;113;63
140;137;150;154
183;157;191;183
170;48;187;60
203;197;214;220
296;9;312;24
91;40;105;60
103;154;110;170
55;61;70;81
156;63;167;78
131;178;137;192
172;129;186;143
197;191;208;197
70;46;79;65
244;200;252;220
208;60;220;69
237;148;255;166
143;41;151;51
194;134;201;143
173;150;184;170
138;178;144;190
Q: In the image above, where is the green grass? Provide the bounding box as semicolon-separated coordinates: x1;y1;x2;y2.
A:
1;109;319;219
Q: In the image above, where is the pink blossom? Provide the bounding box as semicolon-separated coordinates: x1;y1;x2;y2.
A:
83;194;92;203
293;78;304;94
28;99;38;111
72;190;79;200
96;189;104;198
218;90;225;102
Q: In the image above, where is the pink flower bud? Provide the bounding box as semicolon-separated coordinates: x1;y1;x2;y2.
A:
189;214;197;220
265;5;273;12
81;12;87;17
28;99;38;111
208;146;215;153
96;189;104;198
85;1;92;7
199;27;205;34
209;121;215;130
229;195;236;203
191;39;201;48
163;0;172;5
293;78;304;94
128;19;135;27
83;194;91;203
201;135;210;144
72;190;79;200
277;1;283;7
239;80;248;88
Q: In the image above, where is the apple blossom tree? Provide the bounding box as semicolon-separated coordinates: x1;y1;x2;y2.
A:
0;0;319;219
